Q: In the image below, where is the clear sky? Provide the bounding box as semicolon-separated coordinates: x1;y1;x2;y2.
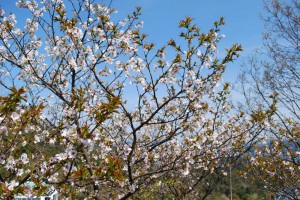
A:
112;0;265;82
0;0;265;82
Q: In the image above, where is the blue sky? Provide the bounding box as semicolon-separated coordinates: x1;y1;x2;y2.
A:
112;0;264;81
113;0;264;48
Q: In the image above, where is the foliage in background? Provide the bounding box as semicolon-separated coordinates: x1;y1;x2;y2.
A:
239;0;300;198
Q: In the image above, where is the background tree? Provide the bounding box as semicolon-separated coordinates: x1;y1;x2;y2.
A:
0;0;268;199
239;0;300;198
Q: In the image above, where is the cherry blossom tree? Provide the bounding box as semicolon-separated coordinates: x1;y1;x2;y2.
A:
0;0;269;199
